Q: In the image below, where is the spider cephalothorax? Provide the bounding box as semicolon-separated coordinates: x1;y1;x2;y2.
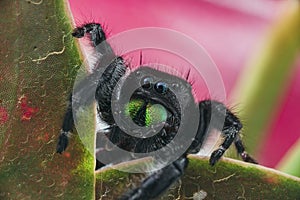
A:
108;66;199;154
56;22;257;200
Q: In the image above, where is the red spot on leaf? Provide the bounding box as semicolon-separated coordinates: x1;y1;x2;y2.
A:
0;106;9;125
63;152;71;158
264;176;279;184
44;132;49;141
18;95;39;121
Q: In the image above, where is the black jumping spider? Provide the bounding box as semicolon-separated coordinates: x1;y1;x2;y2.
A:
56;22;257;200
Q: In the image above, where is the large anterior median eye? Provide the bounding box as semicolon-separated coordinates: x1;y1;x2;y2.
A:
125;99;168;127
125;99;144;120
141;77;153;89
155;82;168;94
145;103;168;126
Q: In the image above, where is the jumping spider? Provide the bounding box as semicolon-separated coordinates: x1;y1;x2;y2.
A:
56;22;257;200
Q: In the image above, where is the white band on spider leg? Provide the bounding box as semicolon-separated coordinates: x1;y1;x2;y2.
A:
241;151;249;158
60;129;71;137
219;146;226;151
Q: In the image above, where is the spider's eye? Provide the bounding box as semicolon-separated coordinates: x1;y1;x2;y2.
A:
141;77;153;89
155;82;168;94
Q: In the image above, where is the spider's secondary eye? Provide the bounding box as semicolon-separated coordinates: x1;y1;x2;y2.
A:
155;82;168;94
141;77;153;89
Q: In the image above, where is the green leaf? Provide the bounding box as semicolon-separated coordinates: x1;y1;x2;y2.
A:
96;156;300;199
0;0;94;199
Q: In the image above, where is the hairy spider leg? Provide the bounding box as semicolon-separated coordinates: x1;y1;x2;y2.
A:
194;100;257;166
234;135;258;163
119;156;188;200
56;94;73;153
56;23;126;154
